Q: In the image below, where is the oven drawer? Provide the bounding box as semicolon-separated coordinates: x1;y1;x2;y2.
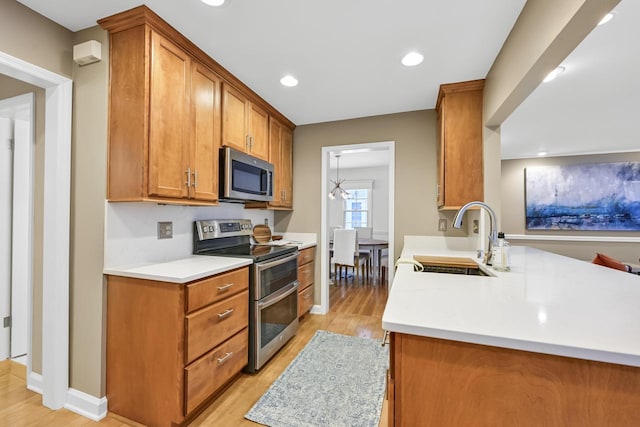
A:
298;283;314;317
184;328;248;414
185;290;249;363
298;246;315;266
186;267;249;313
297;261;314;290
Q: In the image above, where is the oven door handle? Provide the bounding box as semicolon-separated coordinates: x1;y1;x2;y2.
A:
257;281;299;310
255;251;299;273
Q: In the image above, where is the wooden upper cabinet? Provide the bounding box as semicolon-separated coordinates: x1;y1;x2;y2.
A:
248;103;269;160
280;126;293;208
436;80;484;210
190;62;221;201
267;117;293;209
148;31;191;199
269;118;283;207
99;6;294;205
221;84;249;153
221;83;270;161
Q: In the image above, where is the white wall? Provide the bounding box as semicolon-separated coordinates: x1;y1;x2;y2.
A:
328;165;389;239
104;202;275;268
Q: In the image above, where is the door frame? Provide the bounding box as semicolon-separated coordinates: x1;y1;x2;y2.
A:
319;141;395;314
0;51;72;409
0;92;34;364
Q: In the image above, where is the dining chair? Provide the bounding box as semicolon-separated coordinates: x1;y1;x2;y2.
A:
355;227;374;273
332;229;370;284
354;227;373;239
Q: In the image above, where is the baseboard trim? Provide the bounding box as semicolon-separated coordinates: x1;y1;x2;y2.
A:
310;304;325;315
25;371;107;421
64;388;108;421
27;371;43;394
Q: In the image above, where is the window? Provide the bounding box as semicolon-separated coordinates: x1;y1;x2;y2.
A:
344;188;370;228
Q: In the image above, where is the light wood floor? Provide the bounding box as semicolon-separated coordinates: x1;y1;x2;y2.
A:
0;277;389;426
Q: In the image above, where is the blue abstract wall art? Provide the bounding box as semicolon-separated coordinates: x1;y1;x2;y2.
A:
525;162;640;231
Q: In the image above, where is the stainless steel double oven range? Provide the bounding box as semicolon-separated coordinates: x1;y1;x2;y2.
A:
194;219;299;373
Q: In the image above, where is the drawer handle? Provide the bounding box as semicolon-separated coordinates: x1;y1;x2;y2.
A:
217;351;234;364
217;283;234;292
217;308;234;319
304;294;311;300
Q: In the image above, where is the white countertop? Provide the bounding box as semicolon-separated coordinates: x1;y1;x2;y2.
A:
382;238;640;367
103;256;252;284
270;232;317;250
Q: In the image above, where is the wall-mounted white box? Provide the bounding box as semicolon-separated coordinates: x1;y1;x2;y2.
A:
73;40;101;66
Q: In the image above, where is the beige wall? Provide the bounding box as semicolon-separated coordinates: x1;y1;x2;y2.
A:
482;0;625;264
69;26;109;397
0;0;72;78
1;1;108;398
274;109;470;301
502;153;640;262
0;0;72;377
484;0;620;127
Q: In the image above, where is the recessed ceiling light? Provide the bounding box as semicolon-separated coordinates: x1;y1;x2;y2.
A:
280;75;298;87
201;0;226;6
598;12;614;26
543;66;565;83
537;151;548;157
401;52;424;67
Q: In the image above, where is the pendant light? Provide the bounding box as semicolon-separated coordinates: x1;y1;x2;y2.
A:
328;154;350;200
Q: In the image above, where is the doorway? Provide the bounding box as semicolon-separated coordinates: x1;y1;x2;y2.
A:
0;51;72;409
319;141;395;314
0;93;34;366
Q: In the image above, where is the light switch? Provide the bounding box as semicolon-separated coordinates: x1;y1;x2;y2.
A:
438;219;447;232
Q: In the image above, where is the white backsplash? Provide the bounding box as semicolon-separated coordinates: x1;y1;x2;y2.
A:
104;202;274;268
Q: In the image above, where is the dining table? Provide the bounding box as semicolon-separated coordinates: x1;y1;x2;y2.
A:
357;238;389;276
330;237;389;277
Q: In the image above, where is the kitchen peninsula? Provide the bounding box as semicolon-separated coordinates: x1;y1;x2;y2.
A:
383;236;640;426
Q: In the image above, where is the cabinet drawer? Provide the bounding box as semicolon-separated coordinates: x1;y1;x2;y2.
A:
298;284;314;317
298;261;314;290
298;247;315;266
184;328;248;415
185;290;248;363
186;267;248;313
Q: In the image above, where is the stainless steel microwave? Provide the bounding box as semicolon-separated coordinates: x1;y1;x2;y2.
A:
220;147;274;202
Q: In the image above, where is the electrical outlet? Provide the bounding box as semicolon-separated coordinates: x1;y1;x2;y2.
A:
157;221;173;239
473;219;479;234
438;219;447;232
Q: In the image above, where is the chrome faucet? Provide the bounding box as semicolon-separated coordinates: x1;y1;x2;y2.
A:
452;201;498;265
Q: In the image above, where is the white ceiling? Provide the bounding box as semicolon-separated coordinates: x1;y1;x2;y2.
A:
329;150;390;170
16;0;525;126
501;1;639;159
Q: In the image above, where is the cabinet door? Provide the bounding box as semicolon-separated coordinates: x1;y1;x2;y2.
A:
281;126;293;208
190;62;221;201
268;118;283;206
248;103;269;160
436;98;445;207
221;84;248;153
148;31;191;199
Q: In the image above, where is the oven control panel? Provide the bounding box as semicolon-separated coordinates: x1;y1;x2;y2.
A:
195;219;253;240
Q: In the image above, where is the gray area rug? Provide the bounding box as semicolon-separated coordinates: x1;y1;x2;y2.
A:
245;330;389;427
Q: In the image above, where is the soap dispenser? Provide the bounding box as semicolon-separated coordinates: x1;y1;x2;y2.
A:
491;232;510;272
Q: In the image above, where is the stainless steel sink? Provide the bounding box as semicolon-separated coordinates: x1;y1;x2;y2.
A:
420;264;491;276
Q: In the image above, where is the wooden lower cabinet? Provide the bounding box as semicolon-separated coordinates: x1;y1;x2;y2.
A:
297;246;315;317
389;332;640;427
106;267;249;427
